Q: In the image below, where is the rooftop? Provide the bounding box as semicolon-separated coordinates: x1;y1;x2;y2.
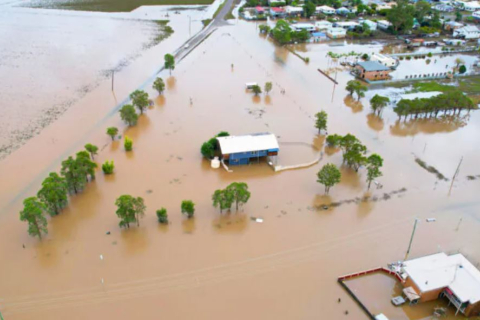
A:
357;61;391;72
217;133;279;154
402;253;480;304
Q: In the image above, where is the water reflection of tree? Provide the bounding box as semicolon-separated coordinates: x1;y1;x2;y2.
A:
366;113;384;132
120;227;149;255
212;213;248;234
312;135;325;150
389;114;469;136
344;95;364;113
182;218;196;234
166;76;176;91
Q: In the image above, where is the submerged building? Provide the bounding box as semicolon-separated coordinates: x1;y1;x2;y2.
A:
354;61;392;81
400;253;480;317
216;133;279;166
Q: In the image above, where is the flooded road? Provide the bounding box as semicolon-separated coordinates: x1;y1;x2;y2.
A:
0;14;480;320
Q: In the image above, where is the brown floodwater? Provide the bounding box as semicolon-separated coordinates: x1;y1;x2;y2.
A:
1;15;480;320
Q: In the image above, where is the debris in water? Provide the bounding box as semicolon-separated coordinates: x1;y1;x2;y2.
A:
426;218;436;222
146;190;153;194
100;254;104;260
323;205;329;210
250;217;264;223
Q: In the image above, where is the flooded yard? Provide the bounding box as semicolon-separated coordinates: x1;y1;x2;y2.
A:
0;11;480;320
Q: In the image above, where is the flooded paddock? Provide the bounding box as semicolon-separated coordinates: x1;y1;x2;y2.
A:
345;273;462;320
0;14;480;320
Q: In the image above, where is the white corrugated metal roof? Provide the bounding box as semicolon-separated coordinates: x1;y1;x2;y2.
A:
403;253;480;304
217;133;279;154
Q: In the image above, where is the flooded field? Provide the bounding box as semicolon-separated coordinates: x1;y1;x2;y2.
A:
0;12;480;320
0;1;209;159
346;273;462;320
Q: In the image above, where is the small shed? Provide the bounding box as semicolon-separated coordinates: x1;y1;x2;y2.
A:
255;6;265;14
217;133;279;166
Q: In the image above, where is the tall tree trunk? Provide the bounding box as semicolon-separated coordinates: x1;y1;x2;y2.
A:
33;219;42;240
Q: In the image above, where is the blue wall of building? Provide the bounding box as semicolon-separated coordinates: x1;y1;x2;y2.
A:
227;149;279;166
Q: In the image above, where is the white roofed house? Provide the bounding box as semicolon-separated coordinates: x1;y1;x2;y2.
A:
363;20;377;31
377;20;392;30
285;5;303;16
400;253;480;317
327;27;347;39
315;20;333;30
316;5;336;15
370;53;397;68
464;1;480;11
334;21;359;30
454;25;480;39
292;23;316;32
216;133;279;166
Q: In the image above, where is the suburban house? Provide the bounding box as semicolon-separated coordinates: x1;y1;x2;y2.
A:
334;21;360;30
336;7;351;15
255;6;265;15
269;7;286;18
316;5;336;15
454;25;480;39
315;20;333;30
354;61;391;81
464;1;480;11
292;23;316;32
400;253;480;317
363;20;377;31
370;53;397;68
377;20;392;30
310;31;328;42
216;133;279;166
326;27;347;39
473;11;480;21
285;5;303;16
444;21;464;31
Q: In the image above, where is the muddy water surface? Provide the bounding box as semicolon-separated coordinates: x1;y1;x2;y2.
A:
0;19;480;320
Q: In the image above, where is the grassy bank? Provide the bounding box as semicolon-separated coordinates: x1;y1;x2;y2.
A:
387;78;480;104
25;0;214;12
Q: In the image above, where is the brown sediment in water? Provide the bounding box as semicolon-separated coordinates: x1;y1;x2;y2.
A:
0;14;480;320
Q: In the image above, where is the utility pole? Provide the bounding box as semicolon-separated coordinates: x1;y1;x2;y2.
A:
404;218;419;261
456;217;463;232
0;310;4;320
448;156;463;195
111;70;115;92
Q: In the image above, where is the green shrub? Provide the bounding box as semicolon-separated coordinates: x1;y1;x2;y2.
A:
156;208;168;224
102;161;115;174
459;65;467;74
124;136;133;151
427;52;433;57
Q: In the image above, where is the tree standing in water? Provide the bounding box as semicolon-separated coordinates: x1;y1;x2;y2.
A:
153;77;165;95
106;127;118;141
369;95;390;116
37;172;68;216
226;182;251;211
366;154;383;189
264;82;273;95
164;54;175;75
181;200;195;218
130;90;149;114
84;143;98;160
115;195;145;228
315;111;328;134
212;189;233;213
20;197;48;240
119;104;138;126
252;85;262;96
317;163;341;194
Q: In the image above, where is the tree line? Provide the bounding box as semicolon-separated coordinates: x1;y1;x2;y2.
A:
394;90;475;120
